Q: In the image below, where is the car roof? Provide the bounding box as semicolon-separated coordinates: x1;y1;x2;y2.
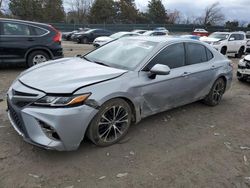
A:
213;31;245;34
127;36;201;44
0;18;50;27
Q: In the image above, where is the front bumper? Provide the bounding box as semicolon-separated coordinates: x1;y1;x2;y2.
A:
237;68;250;76
7;83;98;151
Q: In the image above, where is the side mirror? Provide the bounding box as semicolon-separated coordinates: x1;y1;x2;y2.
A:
75;54;82;57
229;37;235;41
149;64;170;79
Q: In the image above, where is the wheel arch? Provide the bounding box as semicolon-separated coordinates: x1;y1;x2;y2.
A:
216;75;227;93
240;45;245;51
25;47;53;60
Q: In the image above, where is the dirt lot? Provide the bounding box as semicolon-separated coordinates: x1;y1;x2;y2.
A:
0;41;250;188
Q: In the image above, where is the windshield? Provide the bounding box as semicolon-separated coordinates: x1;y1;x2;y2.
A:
84;39;158;70
209;33;229;40
143;31;153;36
110;32;128;39
84;29;96;34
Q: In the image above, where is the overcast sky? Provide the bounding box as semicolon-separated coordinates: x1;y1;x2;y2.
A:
135;0;250;22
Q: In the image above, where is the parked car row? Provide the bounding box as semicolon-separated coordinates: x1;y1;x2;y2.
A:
62;27;169;44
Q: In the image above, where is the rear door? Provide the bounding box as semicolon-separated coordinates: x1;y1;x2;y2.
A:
0;21;33;63
184;42;217;99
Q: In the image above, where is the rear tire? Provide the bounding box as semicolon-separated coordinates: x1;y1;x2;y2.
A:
27;50;50;67
203;78;226;106
87;99;132;147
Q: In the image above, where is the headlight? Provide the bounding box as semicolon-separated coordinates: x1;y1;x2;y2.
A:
34;93;91;107
213;41;221;45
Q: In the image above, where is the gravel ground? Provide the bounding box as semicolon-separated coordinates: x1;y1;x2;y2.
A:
0;41;250;188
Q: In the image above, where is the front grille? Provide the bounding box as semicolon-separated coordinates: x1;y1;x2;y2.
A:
7;100;28;137
238;65;246;69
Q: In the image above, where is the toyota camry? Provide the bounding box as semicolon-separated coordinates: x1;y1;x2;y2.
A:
7;37;233;151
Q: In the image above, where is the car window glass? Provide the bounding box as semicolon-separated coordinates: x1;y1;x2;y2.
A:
230;34;237;40
3;22;31;36
145;43;185;70
158;32;165;36
33;27;47;36
239;34;244;40
186;43;207;65
235;34;240;40
206;48;214;61
85;39;158;70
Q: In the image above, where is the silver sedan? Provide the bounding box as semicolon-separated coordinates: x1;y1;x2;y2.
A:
7;37;233;151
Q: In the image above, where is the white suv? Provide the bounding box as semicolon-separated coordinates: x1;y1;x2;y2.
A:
200;32;247;58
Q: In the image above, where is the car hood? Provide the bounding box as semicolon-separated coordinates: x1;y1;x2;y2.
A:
200;37;221;42
95;36;112;42
18;58;127;94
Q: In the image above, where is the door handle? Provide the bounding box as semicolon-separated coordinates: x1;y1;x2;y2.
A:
181;72;191;77
210;65;216;69
27;38;34;42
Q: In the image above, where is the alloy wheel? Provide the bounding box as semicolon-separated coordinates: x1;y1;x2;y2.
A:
98;106;129;143
212;80;225;103
32;55;47;65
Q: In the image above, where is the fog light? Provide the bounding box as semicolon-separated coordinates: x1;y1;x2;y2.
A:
39;121;61;141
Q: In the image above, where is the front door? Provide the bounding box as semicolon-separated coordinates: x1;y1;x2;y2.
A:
137;43;193;117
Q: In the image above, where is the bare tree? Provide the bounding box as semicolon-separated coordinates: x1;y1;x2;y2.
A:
65;0;93;23
0;0;3;12
167;9;181;24
198;2;225;26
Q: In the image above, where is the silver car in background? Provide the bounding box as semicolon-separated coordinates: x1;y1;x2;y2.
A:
7;37;233;151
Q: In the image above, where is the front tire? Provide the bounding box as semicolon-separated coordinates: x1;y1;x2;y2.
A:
235;47;244;58
203;78;226;106
87;99;132;147
81;37;89;44
221;47;227;55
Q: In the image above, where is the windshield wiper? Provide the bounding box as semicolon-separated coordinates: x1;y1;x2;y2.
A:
82;56;110;67
93;61;110;67
82;56;92;62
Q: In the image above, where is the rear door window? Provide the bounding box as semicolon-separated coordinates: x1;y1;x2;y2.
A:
2;22;31;36
206;48;214;61
32;27;48;36
186;43;208;65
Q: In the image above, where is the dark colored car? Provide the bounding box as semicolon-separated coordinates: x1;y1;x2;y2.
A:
0;18;63;67
74;29;112;44
62;28;90;41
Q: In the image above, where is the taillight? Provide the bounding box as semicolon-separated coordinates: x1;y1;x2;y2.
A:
49;25;62;42
53;32;62;42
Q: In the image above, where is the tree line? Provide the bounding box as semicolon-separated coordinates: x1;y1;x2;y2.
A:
0;0;250;28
